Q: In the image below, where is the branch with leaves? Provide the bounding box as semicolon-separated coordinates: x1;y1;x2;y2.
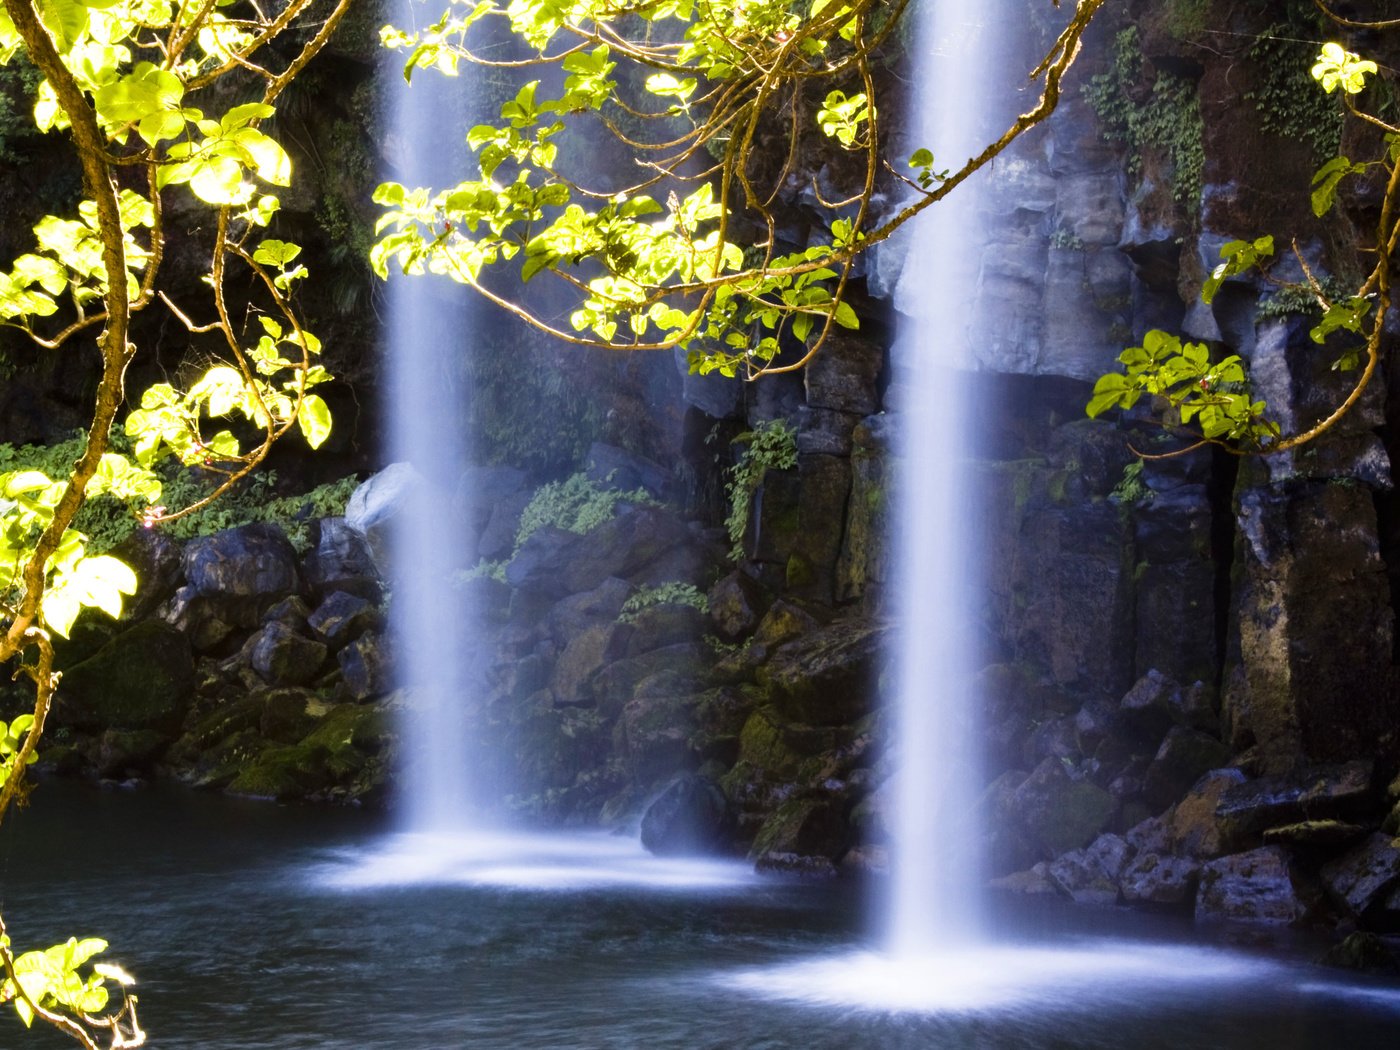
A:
1087;35;1397;458
372;0;1108;379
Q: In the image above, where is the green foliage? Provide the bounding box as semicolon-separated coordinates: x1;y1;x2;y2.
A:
456;559;507;584
1083;27;1204;208
0;934;134;1031
1256;276;1351;320
1162;0;1210;40
515;472;654;547
1109;460;1154;506
725;419;798;560
617;582;708;623
1244;27;1343;161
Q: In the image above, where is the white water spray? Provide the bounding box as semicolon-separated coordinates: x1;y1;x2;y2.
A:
884;1;1002;955
382;0;477;833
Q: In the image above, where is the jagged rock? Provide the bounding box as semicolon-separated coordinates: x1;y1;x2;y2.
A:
547;577;633;644
752;600;822;650
506;505;690;598
707;572;768;641
803;331;883;416
618;679;698;783
758;619;889;726
345;463;422;575
795;406;859;456
1119;669;1185;742
250;622;327;687
1319;833;1400;919
477;490;532;563
589;642;707;718
1120;853;1200;906
95;728;168;778
338;631;393;701
109;528;184;621
181;523;302;627
640;774;730;856
302;517;381;601
624;603;705;656
1047;833;1130;906
836;414;895;603
1125;813;1174;855
1317;932;1399;974
306;591;379;650
584;442;672;499
841;845;890;878
1215;760;1375;842
1026;716;1080;765
749;796;846;861
261;596;311;629
1011;757;1117;857
1196;846;1314;926
551;623;632;705
1171;769;1247;859
54;621;195;733
1262;821;1369;847
1143;727;1232;811
258;688;323;744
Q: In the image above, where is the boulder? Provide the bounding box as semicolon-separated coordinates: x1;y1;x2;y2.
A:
344;463;423;575
1047;833;1131;906
1011;757;1117;857
506;505;691;598
639;774;731;856
707;571;769;641
1142;727;1231;811
624;603;705;656
249;622;328;687
1171;768;1247;859
1319;833;1400;919
108;528;184;621
302;517;381;600
551;622;632;705
1317;932;1399;974
181;523;302;627
749;795;846;861
1215;760;1375;842
1119;853;1200;906
54;621;195;733
589;643;707;718
759;619;889;725
306;591;380;650
583;442;672;499
618;682;698;784
338;631;393;701
1196;846;1314;926
547;577;633;644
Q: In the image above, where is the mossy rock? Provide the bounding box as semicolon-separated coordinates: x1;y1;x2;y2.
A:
227;744;336;799
748;796;847;861
54;621;195;733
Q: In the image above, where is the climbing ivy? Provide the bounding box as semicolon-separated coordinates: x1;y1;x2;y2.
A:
725;419;798;560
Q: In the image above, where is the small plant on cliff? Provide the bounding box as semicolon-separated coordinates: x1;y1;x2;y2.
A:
617;582;708;624
725;419;798;560
514;472;654;548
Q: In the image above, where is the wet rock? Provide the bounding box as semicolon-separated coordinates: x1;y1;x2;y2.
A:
1196;846;1314;926
836;416;895;604
261;596;311;629
1317;932;1399;974
249;622;327;687
551;623;632;705
302;517;381;601
623;603;705;656
1261;821;1369;848
1319;833;1400;919
507;505;690;598
707;572;769;641
583;442;672;499
1215;761;1375;842
1011;757;1117;858
54;621;195;733
759;619;889;726
181;523;302;627
547;577;633;644
803;331;883;416
345;463;422;575
1026;716;1081;765
1047;833;1130;906
1125;813;1174;855
307;591;379;650
749;796;846;861
1142;728;1231;811
1171;769;1247;859
95;728;169;778
109;528;185;621
640;774;732;856
990;863;1058;896
590;643;707;718
618;680;698;784
1119;853;1200;906
338;631;393;701
1118;669;1183;743
755;852;840;879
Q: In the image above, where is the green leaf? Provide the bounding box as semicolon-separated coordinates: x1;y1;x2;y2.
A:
298;394;331;449
252;239;302;268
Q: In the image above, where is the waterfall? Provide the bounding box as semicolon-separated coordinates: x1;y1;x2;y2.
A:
381;0;478;833
885;0;1002;955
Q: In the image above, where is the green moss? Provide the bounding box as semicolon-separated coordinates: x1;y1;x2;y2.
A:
617;582;708;623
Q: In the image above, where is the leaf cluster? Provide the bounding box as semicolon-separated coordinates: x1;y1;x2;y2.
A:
725;417;797;559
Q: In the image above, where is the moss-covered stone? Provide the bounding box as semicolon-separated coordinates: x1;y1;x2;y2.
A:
54;621;195;733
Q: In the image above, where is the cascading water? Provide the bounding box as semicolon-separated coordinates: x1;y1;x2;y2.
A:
885;0;997;956
381;0;477;834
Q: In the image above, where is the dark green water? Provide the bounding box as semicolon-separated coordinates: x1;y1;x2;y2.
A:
0;782;1397;1049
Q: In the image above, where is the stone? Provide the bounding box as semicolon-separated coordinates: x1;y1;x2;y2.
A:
640;775;732;856
338;631;393;701
1119;853;1200;906
1011;757;1117;858
1118;669;1183;743
506;505;691;598
454;465;528;535
344;463;423;575
803;331;883;416
787;454;852;603
748;796;846;861
306;591;380;650
618;683;698;784
54;621;195;733
108;528;184;621
302;517;381;600
707;572;769;641
547;577;633;644
1215;760;1375;842
477;490;532;563
758;619;890;726
181;523;302;627
1125;813;1174;855
589;643;707;718
754;853;839;879
1319;833;1400;919
1142;728;1232;811
1317;932;1399;974
623;603;705;657
95;728;169;778
1171;768;1247;859
990;864;1058;896
1047;833;1131;906
551;622;632;705
1196;847;1314;926
795;406;859;456
250;622;327;687
1261;821;1369;848
836;416;895;604
583;442;672;499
